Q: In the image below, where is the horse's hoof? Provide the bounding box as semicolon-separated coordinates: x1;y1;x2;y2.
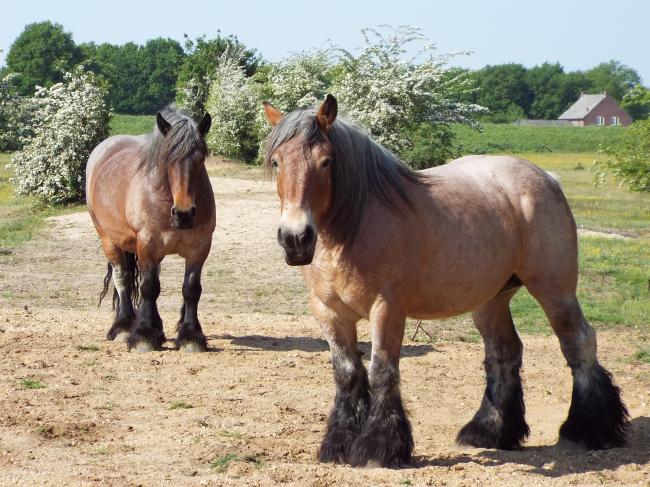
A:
114;331;131;343
179;341;206;353
130;341;155;353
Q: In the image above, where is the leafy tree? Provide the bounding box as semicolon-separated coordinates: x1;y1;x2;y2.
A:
0;73;34;151
524;63;592;119
586;60;641;101
472;64;532;122
620;84;650;120
598;120;650;192
176;34;260;117
82;39;183;114
141;38;184;112
6;21;82;95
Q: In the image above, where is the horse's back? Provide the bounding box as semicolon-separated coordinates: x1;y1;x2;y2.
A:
421;154;578;286
419;154;569;222
86;134;148;204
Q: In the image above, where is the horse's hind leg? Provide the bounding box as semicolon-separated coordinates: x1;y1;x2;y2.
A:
100;238;136;342
526;286;629;449
457;288;529;449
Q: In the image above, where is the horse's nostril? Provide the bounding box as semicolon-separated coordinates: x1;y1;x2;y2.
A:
299;226;315;247
190;206;197;217
171;207;177;217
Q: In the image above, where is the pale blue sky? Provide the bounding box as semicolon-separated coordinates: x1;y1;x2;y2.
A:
2;0;648;83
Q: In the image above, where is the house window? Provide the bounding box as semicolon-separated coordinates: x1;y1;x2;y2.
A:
595;116;604;126
610;116;619;126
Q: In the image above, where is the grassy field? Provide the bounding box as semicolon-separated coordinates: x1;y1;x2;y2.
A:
109;114;155;136
0;153;83;251
453;123;625;154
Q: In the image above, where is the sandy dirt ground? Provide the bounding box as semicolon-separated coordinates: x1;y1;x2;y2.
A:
0;170;648;486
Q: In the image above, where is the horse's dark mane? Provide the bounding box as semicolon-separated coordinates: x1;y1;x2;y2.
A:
139;106;207;183
264;109;430;246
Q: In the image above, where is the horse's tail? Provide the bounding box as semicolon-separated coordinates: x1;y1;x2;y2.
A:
99;262;113;308
98;252;141;309
125;252;141;308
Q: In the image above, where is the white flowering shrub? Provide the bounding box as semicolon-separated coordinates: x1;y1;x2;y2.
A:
198;26;486;167
204;53;258;161
330;26;486;156
264;51;332;112
9;67;110;203
176;76;207;119
251;51;334;161
0;73;34;151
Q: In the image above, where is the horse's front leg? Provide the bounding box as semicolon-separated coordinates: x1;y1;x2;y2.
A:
176;249;210;352
313;295;370;464
349;300;413;468
128;243;165;352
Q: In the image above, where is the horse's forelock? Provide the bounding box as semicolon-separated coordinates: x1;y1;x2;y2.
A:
264;110;324;170
141;107;207;184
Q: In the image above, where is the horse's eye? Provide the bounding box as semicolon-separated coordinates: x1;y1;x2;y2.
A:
271;159;279;168
320;158;331;168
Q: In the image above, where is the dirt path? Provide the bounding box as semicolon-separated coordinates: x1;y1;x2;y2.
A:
0;176;648;486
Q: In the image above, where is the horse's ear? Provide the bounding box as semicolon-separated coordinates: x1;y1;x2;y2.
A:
263;102;283;126
156;112;171;136
316;94;337;133
198;112;211;136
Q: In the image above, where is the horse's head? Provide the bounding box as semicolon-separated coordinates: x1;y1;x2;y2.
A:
155;111;211;230
263;95;338;266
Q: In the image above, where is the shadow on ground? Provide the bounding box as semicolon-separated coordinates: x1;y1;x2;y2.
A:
210;334;438;357
414;416;650;477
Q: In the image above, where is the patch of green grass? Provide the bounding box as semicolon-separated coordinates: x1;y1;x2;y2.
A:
209;452;262;472
220;430;244;439
0;154;84;250
21;379;45;389
109;114;154;136
511;236;650;333
77;344;99;352
633;349;650;364
210;453;238;472
169;401;193;410
453;123;625;154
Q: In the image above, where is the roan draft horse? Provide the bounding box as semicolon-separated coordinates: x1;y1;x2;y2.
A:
262;95;628;468
86;107;215;352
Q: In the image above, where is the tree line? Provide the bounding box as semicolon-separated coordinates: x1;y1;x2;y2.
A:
1;21;259;115
469;61;648;122
2;21;649;121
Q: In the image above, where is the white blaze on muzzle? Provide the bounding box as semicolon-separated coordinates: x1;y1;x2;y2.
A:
279;205;314;236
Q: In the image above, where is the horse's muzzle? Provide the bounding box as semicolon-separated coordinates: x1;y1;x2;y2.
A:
171;206;196;230
277;225;317;266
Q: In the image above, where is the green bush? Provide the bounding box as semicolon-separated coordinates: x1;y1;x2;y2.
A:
598;120;650;192
401;123;459;169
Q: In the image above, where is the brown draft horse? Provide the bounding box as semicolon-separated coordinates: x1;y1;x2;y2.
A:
262;95;629;468
86;107;215;352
